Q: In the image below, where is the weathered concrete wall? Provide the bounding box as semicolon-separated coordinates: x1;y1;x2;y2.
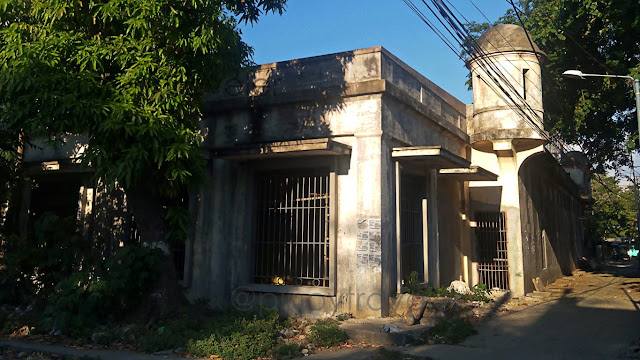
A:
518;153;581;293
192;46;475;317
195;47;388;315
437;180;465;285
381;51;467;132
378;50;469;293
468;51;545;144
23;135;88;163
381;99;467;159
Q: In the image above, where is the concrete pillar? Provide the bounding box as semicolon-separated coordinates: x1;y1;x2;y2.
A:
355;133;383;317
493;140;525;297
427;168;440;288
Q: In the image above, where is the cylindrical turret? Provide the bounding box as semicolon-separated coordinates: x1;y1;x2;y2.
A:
467;24;547;151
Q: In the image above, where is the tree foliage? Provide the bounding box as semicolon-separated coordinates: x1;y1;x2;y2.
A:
0;0;286;240
0;0;287;313
586;175;637;239
468;0;640;173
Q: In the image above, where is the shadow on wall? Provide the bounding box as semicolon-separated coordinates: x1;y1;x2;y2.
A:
519;152;581;290
203;52;356;148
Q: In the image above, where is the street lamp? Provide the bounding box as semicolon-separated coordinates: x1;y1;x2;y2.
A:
563;69;640;248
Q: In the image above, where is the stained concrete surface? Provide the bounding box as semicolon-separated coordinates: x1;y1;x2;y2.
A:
0;338;190;360
407;261;640;360
310;260;640;359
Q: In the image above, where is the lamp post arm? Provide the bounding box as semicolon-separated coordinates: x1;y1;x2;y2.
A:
580;73;635;80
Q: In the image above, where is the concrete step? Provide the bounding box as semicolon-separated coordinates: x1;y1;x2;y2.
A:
526;291;552;299
340;318;431;346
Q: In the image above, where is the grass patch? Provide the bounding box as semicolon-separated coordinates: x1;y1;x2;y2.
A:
138;309;284;359
430;317;476;344
308;319;348;347
187;311;280;360
406;271;492;302
270;343;303;359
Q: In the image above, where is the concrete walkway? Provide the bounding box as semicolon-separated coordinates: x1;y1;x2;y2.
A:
309;262;640;359
0;338;191;360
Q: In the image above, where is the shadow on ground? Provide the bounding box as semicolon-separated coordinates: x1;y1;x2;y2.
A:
402;260;640;360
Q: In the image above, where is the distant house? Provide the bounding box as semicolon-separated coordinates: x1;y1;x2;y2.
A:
184;25;591;317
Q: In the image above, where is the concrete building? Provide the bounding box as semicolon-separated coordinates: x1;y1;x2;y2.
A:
17;25;589;318
184;25;590;317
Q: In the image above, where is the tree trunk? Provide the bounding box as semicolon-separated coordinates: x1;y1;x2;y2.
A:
125;184;189;318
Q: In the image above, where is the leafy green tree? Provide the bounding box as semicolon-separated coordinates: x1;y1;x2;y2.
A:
586;175;637;240
468;0;640;173
0;0;286;306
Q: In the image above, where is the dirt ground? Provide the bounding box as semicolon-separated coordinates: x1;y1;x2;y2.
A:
401;259;640;360
3;260;640;360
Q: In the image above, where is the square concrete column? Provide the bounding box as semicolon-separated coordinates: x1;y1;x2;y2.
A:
427;168;440;288
493;141;525;297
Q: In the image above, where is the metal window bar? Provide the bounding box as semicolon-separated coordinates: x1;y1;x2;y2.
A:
254;172;330;287
475;211;509;290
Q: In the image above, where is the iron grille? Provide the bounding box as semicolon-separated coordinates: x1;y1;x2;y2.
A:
254;172;330;287
475;211;509;290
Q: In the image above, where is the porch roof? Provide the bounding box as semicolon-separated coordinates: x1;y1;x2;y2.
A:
438;165;498;181
391;146;470;169
208;138;351;160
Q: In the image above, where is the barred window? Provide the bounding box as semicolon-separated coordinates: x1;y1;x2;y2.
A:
254;171;331;288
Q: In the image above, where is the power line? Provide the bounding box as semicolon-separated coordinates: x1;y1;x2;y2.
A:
403;0;556;147
463;0;545;85
508;0;614;75
402;0;461;57
431;0;557;147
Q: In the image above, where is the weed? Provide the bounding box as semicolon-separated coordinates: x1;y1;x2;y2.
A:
430;317;476;344
468;284;492;302
139;317;202;352
270;343;303;359
91;331;117;346
308;319;348;347
186;310;281;359
405;271;492;302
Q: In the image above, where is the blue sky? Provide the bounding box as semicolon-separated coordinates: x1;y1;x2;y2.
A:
240;1;513;104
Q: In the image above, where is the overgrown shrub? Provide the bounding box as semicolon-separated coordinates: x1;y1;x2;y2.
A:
139;316;203;352
468;284;492;302
186;310;281;360
0;211;164;333
44;245;164;332
430;317;476;344
308;319;348;348
270;343;303;359
0;213;87;306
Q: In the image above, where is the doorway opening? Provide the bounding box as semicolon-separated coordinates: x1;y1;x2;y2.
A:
475;211;509;290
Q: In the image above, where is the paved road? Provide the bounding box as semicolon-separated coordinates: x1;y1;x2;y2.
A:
403;261;640;360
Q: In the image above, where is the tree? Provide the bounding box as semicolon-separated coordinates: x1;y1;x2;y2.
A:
468;0;640;174
0;0;286;308
586;175;637;240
